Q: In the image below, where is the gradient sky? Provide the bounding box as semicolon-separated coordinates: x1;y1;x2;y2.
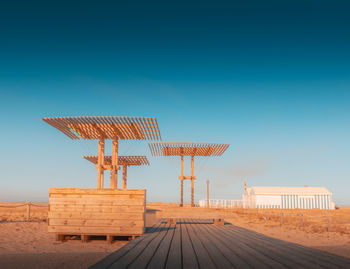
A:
1;1;350;204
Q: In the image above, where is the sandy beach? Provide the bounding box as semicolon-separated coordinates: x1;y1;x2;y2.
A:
1;202;349;268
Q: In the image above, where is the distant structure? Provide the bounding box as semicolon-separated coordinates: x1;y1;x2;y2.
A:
243;186;335;210
149;142;229;207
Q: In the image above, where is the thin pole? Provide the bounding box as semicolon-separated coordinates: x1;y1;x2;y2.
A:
97;138;105;189
207;180;210;208
110;138;119;189
122;165;127;189
180;155;184;207
191;155;194;207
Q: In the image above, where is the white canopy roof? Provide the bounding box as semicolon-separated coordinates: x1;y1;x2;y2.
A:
248;186;332;195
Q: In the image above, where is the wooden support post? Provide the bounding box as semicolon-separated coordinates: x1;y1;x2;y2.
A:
206;180;210;208
55;234;64;242
327;216;331;232
122;165;127;189
81;234;89;243
191;155;194;207
97;138;105;189
26;201;31;221
110;138;119;189
180;155;184;207
299;214;304;226
107;235;114;244
280;212;284;225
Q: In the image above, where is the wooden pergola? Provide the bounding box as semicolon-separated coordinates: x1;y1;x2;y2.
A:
84;156;149;189
149;142;229;207
43;116;161;189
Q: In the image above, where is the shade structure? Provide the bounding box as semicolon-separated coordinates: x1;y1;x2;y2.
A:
84;156;150;166
149;142;229;207
149;142;229;157
43;116;161;189
85;155;150;189
42;116;161;140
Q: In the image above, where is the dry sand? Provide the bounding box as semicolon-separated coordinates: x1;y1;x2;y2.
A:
1;202;349;268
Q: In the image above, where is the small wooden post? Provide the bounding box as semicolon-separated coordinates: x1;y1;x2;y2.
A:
110;138;119;189
299;213;304;226
122;165;127;189
327;216;331;232
180;155;184;207
191;155;194;207
206;180;210;208
97;138;105;189
26;201;31;221
280;212;284;225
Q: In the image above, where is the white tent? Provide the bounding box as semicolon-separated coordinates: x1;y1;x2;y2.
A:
243;186;335;210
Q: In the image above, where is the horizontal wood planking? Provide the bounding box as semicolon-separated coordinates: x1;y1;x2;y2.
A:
49;188;146;195
49;205;145;213
49;219;144;227
48;226;144;234
50;197;145;206
48;212;144;220
48;188;146;236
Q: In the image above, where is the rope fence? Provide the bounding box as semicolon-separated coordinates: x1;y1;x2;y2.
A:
0;202;48;222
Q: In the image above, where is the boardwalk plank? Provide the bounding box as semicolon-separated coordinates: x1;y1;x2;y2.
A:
197;222;255;269
190;219;235;269
128;224;171;269
225;225;339;268
204;223;288;269
231;225;350;268
89;222;161;269
147;223;176;269
185;219;217;269
164;220;182;269
180;219;199;269
90;219;350;269
108;222;167;269
219;225;323;269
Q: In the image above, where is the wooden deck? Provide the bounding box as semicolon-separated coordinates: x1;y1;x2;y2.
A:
90;219;350;269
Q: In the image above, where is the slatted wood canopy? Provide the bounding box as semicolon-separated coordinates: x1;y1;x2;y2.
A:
43;116;161;189
149;142;229;207
84;156;150;189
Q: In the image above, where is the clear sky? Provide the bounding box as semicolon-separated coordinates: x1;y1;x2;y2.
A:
1;1;350;205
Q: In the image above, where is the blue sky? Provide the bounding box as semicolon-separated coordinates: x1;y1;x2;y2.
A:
1;1;350;204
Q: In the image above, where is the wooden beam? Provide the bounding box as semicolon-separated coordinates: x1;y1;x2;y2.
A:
97;138;105;189
191;155;194;207
110;138;119;189
122;165;127;189
180;155;184;207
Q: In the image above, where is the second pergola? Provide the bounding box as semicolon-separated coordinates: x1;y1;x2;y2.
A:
84;156;149;189
149;142;229;207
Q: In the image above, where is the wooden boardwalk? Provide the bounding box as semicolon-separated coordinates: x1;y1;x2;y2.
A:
90;219;350;269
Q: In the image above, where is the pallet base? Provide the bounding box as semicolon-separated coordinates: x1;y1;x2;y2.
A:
55;233;140;243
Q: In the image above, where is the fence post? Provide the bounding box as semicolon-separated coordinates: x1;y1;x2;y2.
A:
280;212;284;225
327;216;331;232
26;201;31;221
299;213;303;227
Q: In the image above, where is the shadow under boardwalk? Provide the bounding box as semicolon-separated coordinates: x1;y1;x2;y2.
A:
89;219;350;269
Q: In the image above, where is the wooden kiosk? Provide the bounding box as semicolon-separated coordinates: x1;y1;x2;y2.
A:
149;142;229;207
43;116;161;242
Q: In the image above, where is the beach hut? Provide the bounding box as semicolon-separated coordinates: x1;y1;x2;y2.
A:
149;142;229;207
43;116;161;241
242;186;335;210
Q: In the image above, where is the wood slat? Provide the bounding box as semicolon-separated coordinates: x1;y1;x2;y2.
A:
149;142;229;157
42;116;161;141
